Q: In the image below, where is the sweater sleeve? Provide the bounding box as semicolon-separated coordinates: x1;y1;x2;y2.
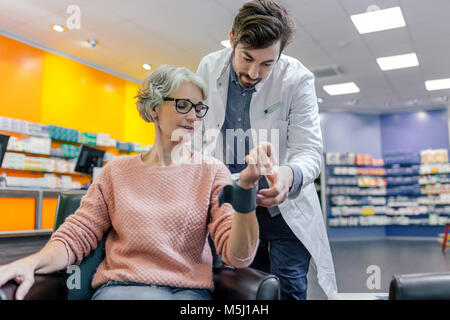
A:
207;162;258;269
49;163;113;266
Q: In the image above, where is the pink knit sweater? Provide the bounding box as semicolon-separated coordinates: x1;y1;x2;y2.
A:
50;153;257;290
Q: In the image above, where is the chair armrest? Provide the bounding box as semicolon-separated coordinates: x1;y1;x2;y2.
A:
0;272;68;300
213;266;280;300
389;272;450;300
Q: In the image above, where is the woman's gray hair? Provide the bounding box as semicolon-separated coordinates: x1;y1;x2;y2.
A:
135;64;208;123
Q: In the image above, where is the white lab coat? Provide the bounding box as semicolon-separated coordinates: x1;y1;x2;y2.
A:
195;47;337;297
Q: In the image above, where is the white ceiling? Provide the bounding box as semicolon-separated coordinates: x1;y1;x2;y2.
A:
0;0;449;114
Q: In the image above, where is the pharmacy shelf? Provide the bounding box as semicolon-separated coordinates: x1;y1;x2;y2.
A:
6;149;76;159
326;164;385;167
50;138;139;153
330;215;449;218
0;187;72;193
331;202;450;207
324;154;450;228
328;224;446;228
2;128;143;156
330;212;450;217
328;192;450;196
335;159;445;167
1;167;85;176
330;172;449;177
328;181;450;186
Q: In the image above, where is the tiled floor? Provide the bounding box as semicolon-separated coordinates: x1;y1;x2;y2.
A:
307;238;450;299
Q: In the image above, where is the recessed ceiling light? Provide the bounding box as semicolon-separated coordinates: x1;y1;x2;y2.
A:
87;38;98;48
323;82;360;96
221;40;231;48
425;78;450;91
142;63;152;71
377;53;419;71
317;97;324;103
51;24;65;32
350;7;406;34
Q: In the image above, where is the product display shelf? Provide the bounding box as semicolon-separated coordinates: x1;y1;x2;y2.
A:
323;154;450;228
48;137;141;158
1;167;85;177
0;128;142;190
330;169;450;176
6;149;74;160
1;128;141;155
0;127;144;236
0;131;81;178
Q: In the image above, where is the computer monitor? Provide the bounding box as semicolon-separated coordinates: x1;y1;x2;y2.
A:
74;145;105;175
0;134;10;168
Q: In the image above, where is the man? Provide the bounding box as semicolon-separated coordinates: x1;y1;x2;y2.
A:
195;0;337;299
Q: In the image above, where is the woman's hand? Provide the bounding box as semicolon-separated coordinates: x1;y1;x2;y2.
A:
239;142;278;189
0;256;39;300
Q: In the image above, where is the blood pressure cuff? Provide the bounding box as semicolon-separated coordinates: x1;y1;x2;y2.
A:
218;183;257;214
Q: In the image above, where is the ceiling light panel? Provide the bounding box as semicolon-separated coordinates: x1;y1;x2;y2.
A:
351;7;406;34
377;53;419;71
425;78;450;91
323;82;360;95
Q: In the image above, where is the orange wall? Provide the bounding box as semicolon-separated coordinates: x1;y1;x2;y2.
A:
42;198;58;230
124;81;155;146
0;35;44;123
0;34;154;146
0;198;35;231
40;52;126;140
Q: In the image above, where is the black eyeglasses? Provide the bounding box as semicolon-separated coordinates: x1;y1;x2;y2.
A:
163;97;209;118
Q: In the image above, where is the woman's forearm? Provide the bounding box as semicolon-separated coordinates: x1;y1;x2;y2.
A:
27;240;69;274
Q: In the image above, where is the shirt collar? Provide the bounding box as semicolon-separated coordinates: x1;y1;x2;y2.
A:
229;53;239;85
216;48;233;84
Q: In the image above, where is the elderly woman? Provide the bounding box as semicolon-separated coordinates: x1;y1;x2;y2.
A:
0;65;277;300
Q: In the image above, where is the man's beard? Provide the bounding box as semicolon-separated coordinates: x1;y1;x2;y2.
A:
239;73;261;89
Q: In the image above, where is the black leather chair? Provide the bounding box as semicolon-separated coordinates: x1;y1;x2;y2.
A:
0;190;280;300
389;272;450;300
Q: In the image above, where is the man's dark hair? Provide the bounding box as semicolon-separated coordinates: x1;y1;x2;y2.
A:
231;0;295;54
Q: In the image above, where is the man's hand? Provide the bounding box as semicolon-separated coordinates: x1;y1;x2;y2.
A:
0;256;38;300
257;165;293;208
239;142;277;189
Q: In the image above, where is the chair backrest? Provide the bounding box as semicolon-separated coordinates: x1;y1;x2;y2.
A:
389;272;450;300
54;190;106;300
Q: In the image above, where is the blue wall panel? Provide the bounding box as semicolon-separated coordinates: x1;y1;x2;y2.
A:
320;112;383;158
380;109;449;155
